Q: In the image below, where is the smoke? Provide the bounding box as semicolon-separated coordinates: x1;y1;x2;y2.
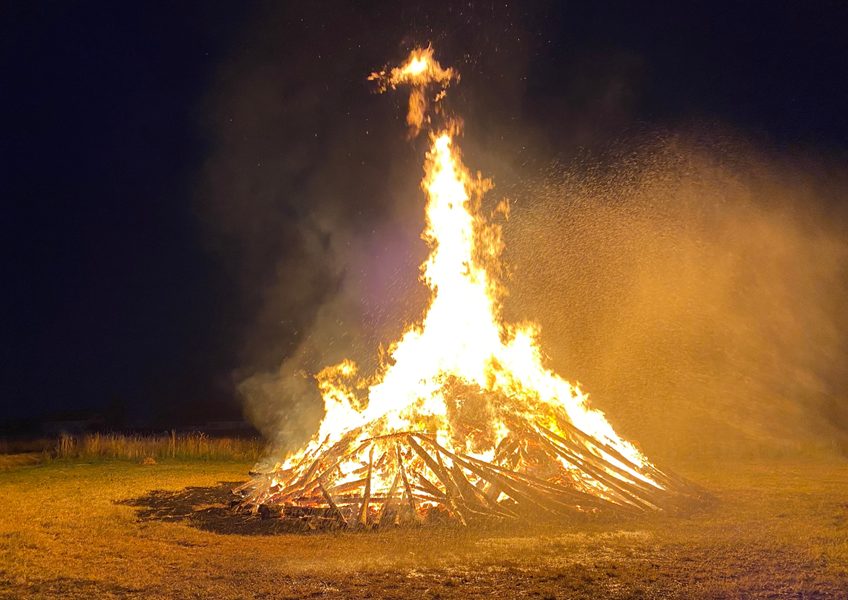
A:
194;3;433;452
198;77;427;450
502;130;848;459
196;2;848;461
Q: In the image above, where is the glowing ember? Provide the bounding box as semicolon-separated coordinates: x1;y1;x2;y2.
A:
236;47;710;527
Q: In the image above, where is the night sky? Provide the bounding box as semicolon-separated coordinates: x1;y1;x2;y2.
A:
3;1;847;428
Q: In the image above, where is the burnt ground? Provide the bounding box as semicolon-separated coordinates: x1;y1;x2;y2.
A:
120;481;610;535
0;459;846;599
117;481;281;535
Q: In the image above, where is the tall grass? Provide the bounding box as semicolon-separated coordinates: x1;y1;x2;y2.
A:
53;432;266;462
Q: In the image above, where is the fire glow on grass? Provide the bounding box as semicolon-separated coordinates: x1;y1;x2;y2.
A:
237;47;709;527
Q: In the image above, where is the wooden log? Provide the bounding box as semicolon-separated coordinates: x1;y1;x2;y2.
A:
318;481;348;526
448;463;519;520
232;476;263;495
449;461;489;509
361;430;428;443
533;428;665;507
372;449;389;473
551;413;681;491
535;434;657;511
269;438;373;505
479;479;500;505
288;436;328;476
411;471;447;499
477;435;521;508
406;436;467;525
411;435;554;515
318;494;393;503
500;423;638;506
465;454;627;514
529;431;645;505
358;445;374;527
234;406;711;523
435;451;469;526
258;504;282;519
394;490;407;525
456;455;558;515
406;437;458;496
396;445;419;524
417;434;608;517
253;456;322;505
327;477;368;495
537;424;668;497
375;470;400;526
234;476;271;501
245;438;326;499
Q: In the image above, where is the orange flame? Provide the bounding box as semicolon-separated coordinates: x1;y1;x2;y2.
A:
369;45;457;135
284;47;658;498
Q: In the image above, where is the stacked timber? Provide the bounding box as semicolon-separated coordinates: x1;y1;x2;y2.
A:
234;406;713;529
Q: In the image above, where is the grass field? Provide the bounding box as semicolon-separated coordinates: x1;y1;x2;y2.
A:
0;456;846;599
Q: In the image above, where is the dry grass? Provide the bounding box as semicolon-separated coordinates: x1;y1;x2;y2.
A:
50;432;265;462
0;457;846;599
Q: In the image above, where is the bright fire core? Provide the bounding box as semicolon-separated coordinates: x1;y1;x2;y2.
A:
275;47;657;499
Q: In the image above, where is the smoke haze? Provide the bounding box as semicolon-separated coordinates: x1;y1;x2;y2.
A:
196;2;848;461
503;132;848;459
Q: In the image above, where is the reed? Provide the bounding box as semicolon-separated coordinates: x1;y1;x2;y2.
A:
53;432;265;462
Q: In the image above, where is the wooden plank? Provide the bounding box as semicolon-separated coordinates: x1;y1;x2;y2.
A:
537;424;668;496
411;470;447;499
396;445;419;524
318;481;348;526
534;434;656;511
436;450;468;526
534;430;664;508
410;435;552;514
358;445;374;527
449;463;519;520
406;436;468;524
327;478;368;495
273;438;373;505
550;413;683;491
417;434;613;517
375;470;400;526
450;461;488;509
406;436;458;495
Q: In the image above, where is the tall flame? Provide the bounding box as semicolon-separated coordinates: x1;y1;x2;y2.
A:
283;47;654;497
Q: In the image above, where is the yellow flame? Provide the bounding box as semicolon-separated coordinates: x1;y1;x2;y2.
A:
369;46;456;88
405;57;428;75
288;47;655;492
369;46;456;135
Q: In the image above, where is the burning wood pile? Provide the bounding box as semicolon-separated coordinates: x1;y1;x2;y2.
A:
234;47;712;529
234;410;709;529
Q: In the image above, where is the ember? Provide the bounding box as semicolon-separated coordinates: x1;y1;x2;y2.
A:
235;47;711;528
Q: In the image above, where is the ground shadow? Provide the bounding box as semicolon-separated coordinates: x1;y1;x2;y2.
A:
118;482;558;537
119;480;709;538
118;482;315;536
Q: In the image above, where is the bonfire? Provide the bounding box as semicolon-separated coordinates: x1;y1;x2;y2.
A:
235;46;711;528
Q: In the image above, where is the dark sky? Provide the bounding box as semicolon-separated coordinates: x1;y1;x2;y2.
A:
2;1;847;425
